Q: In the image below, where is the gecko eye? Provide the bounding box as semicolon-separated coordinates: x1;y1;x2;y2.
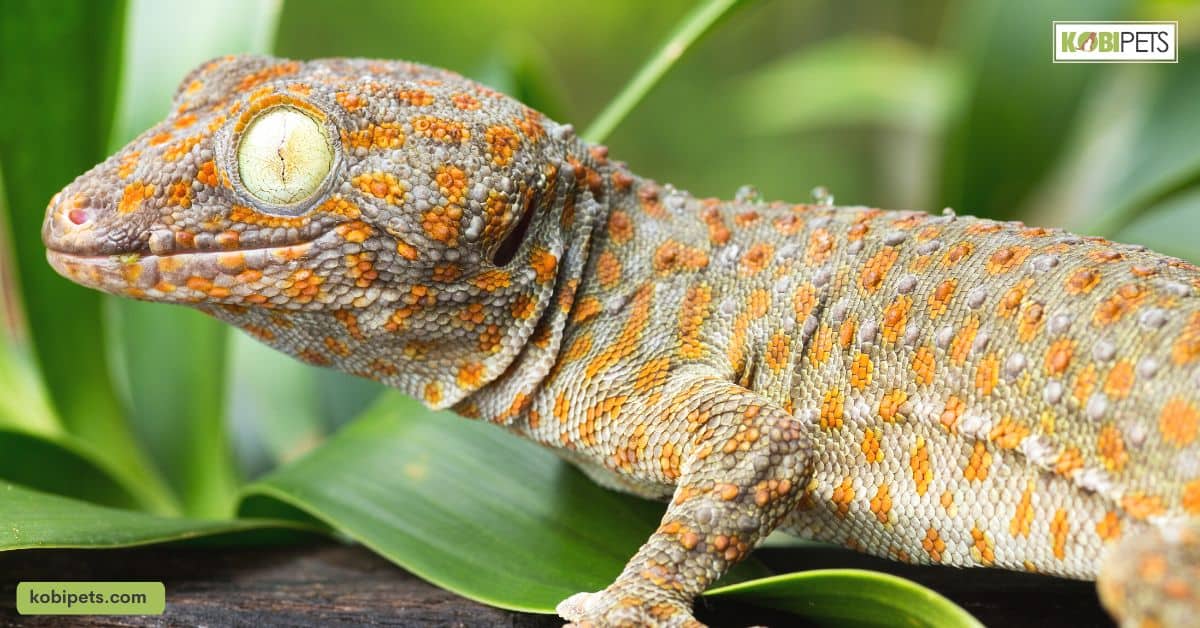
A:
237;107;333;206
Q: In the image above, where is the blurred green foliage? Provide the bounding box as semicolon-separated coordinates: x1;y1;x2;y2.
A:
2;0;1199;622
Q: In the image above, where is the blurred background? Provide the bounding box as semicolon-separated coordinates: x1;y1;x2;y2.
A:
1;0;1199;518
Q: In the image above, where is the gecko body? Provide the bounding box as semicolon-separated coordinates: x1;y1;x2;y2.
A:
42;56;1200;627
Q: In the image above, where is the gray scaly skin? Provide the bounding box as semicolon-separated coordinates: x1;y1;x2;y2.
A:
42;55;1200;627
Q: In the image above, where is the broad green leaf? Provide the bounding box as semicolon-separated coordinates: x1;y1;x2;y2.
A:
0;0;175;514
0;166;59;437
0;482;319;551
583;0;745;143
735;36;963;135
104;0;283;517
1114;187;1200;265
240;392;768;612
226;333;326;476
1085;55;1200;236
937;0;1127;222
0;431;145;511
706;569;983;628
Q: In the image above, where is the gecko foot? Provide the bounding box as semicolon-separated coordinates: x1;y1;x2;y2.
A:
556;587;704;628
1098;520;1200;628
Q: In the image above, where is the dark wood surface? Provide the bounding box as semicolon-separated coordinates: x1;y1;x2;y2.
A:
0;543;1112;626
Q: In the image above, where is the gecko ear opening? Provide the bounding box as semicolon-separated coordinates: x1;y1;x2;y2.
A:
491;201;536;267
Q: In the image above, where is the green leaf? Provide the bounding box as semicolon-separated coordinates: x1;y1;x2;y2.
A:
1085;55;1200;236
1113;186;1200;265
240;392;768;612
0;481;320;551
937;0;1128;222
583;0;745;143
104;0;283;517
0;0;177;515
706;569;983;628
735;36;964;135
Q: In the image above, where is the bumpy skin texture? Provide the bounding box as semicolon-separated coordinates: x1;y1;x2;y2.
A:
43;56;1200;627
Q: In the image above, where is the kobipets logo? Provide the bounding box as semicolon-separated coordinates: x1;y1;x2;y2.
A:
1054;21;1178;62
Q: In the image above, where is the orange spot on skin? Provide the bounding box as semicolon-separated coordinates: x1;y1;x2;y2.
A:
653;240;709;274
861;428;883;463
793;283;817;322
950;316;980;365
1044;338;1075;376
1050;509;1069;560
118;182;154;214
882;295;911;344
1093;283;1148;327
869;483;892;523
354;172;407;205
1182;479;1200;515
585;284;653;378
1018;301;1045;342
596;251;622;288
1174;312;1200;365
197;159;218;186
1160;397;1200;447
484;125;520;166
821;387;844;430
766;332;791;372
986;245;1032;274
1055;447;1084;476
922;527;945;563
860;247;899;292
878;389;907;422
679;284;712;359
928;279;956;320
975;353;1000;396
1066;268;1101;294
912;345;936;385
118;151;140;178
607;210;634;244
1010;481;1035;538
831;477;855;517
342;122;405;150
739;243;774;276
910;438;932;495
997;279;1033;318
1097;423;1127;472
411;115;470;142
530;248;557;283
807;228;835;264
989;416;1029;450
941;242;973;267
237;61;300;92
940;396;964;433
964;441;992;481
809;324;835;367
396;88;434;106
1096;511;1122;542
971;526;995;566
470;269;510;291
850;353;873;390
457;361;485;388
1121;492;1165;520
700;206;731;245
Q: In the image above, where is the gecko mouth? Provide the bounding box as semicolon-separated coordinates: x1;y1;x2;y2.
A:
45;237;324;305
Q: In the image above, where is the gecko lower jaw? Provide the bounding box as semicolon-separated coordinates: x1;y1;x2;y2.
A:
45;240;318;304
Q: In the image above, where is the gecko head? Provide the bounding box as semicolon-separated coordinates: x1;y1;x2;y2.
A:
44;55;603;408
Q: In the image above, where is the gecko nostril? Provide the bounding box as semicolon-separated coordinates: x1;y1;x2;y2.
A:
67;208;90;225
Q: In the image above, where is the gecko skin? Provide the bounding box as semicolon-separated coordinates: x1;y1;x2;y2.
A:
42;56;1200;627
